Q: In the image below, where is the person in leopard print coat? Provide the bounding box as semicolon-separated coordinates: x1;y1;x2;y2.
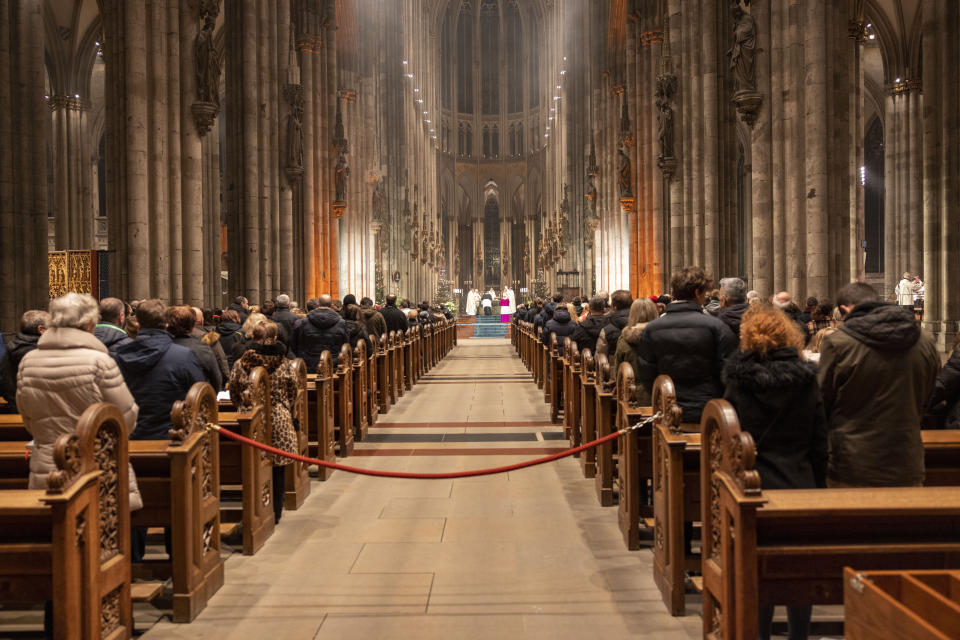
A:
228;320;298;524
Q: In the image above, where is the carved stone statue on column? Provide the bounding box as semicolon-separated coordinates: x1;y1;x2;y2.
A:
334;152;350;205
728;2;757;93
728;1;763;127
371;178;386;223
192;1;222;136
285;86;304;173
618;146;633;200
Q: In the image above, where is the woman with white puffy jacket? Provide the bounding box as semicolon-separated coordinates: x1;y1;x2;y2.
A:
16;292;142;509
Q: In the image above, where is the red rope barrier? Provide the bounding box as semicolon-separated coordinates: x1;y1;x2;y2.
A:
209;422;635;480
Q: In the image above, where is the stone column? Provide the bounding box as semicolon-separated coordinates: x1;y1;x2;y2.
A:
0;0;49;331
50;97;93;250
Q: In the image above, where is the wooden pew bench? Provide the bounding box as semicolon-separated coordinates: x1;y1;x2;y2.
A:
548;333;563;424
843;568;960;639
579;349;598;478
0;386;225;623
333;344;355;457
285;359;311;509
593;350;618;507
217;367;274;555
614;363;658;550
352;341;370;441
0;403;132;639
306;352;336;480
699;399;960;639
563;340;582;450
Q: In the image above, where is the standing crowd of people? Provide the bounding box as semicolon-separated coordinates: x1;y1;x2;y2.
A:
514;266;950;640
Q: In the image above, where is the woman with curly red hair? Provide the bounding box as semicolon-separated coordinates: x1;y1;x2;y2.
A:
722;302;827;640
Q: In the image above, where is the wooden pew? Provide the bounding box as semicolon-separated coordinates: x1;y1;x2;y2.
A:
352;340;370;441
395;330;406;400
218;366;275;555
648;375;701;616
307;352;336;480
843;568;960;639
548;333;563;424
333;344;355;457
404;328;415;390
615;362;654;550
284;359;311;509
579;348;598;478
0;402;132;640
386;331;399;406
376;334;391;414
699;399;960;640
563;340;582;450
366;337;379;426
594;350;618;507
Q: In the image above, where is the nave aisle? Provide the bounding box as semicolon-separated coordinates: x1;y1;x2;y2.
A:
142;339;701;639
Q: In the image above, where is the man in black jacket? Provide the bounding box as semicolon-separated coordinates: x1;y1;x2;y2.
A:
599;289;633;348
380;294;410;335
291;295;351;370
114;300;204;440
273;294;300;339
570;296;608;354
227;296;249;324
0;309;50;408
716;277;749;339
635;267;737;424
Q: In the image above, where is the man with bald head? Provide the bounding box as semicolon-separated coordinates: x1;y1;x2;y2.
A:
291;294;350;370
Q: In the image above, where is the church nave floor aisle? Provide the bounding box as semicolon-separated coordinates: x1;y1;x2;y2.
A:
142;338;701;640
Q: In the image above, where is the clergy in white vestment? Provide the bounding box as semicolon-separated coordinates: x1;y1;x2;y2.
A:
465;289;479;316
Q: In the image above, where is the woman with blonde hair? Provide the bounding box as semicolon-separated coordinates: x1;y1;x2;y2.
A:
614;297;659;404
802;327;838;364
722;303;826;640
229;312;268;363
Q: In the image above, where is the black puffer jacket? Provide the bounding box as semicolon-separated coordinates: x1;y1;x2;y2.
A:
723;347;827;490
1;332;41;407
717;302;750;339
216;322;245;368
273;308;300;339
634;301;738;424
570;313;608;354
114;329;204;440
291;308;350;371
381;304;409;335
534;302;556;333
542;307;575;355
599;308;631;349
818;301;939;486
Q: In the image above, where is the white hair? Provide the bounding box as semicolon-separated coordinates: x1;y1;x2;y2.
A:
48;293;100;330
276;293;291;307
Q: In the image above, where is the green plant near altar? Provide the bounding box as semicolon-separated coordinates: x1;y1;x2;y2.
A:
533;269;548;300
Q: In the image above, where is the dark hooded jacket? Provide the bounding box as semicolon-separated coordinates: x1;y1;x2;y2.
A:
381;304;409;335
570;313;608;355
227;302;249;324
360;307;388;339
94;323;133;355
114;329;204;440
216;321;245;368
817;301;940;486
634;301;738;424
291;308;350;371
598;308;631;349
172;333;223;391
1;331;42;407
273;307;300;339
614;323;653;406
542;307;575;355
535;301;557;333
723;347;827;490
717;302;750;339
